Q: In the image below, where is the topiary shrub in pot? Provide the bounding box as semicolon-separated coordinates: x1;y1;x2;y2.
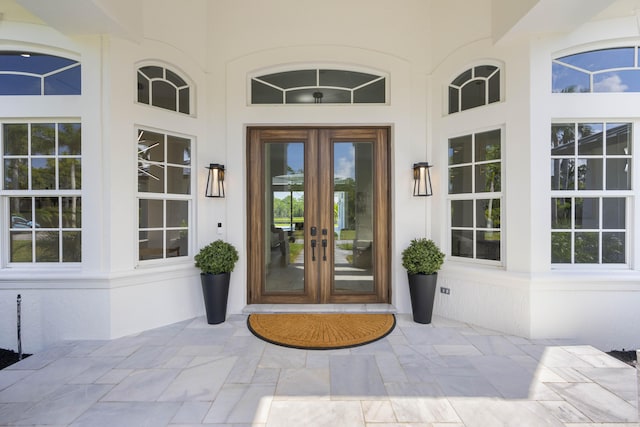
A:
401;238;445;324
195;240;239;324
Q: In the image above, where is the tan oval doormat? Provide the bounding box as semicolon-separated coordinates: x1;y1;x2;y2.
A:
247;313;396;350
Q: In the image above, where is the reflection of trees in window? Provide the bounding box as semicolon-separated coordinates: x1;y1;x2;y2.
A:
448;129;502;262
550;121;631;265
551;122;631;192
335;178;356;229
449;65;500;114
3;121;82;263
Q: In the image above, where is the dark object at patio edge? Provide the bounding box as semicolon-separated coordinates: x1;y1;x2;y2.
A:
607;349;638;367
0;348;31;370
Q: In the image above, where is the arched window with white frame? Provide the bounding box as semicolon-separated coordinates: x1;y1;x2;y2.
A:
448;64;500;114
137;64;192;115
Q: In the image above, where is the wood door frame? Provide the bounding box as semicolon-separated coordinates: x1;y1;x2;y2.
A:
247;126;391;304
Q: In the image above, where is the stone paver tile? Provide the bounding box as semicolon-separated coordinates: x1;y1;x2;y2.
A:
69;401;180;427
101;369;179;402
171;401;212;424
158;356;236;401
10;384;111;425
330;354;386;399
390;396;460;423
547;382;638;423
361;400;397;423
266;400;365;427
449;398;565;427
203;383;275;424
275;368;330;399
539;400;591;423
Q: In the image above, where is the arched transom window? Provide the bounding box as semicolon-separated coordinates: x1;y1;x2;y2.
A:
0;51;81;95
448;65;500;114
137;65;191;115
251;68;386;104
553;46;640;93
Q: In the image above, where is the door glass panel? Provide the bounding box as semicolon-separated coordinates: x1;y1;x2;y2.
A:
333;142;374;293
265;142;305;293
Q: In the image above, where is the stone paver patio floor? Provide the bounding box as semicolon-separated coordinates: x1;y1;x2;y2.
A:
0;314;637;426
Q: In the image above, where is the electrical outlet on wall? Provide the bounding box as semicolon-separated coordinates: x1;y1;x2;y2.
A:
440;287;450;295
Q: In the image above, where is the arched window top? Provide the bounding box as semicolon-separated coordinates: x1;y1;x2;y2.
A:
251;68;386;104
0;51;81;95
137;64;192;115
448;64;500;114
553;46;640;93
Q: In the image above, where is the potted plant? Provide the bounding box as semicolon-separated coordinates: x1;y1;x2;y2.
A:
194;239;239;324
401;238;445;324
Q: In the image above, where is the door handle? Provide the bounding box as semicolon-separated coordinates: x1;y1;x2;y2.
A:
321;238;327;261
311;239;317;261
321;228;328;261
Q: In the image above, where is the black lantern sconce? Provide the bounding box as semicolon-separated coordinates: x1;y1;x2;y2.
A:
413;162;433;197
205;163;225;198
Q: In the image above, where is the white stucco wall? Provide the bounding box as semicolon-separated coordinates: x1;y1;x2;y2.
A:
525;15;640;350
428;12;640;351
0;4;211;351
1;0;640;353
206;0;435;315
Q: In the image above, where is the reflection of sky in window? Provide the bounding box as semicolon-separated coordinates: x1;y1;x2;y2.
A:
285;142;358;181
0;52;81;95
0;52;78;74
552;63;589;92
286;143;304;173
556;48;634;71
334;143;356;179
594;70;640;92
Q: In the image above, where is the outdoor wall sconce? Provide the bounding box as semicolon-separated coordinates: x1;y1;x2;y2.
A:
413;162;433;196
205;163;225;198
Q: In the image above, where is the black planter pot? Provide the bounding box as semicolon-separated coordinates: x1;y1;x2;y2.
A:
407;273;438;324
200;272;230;324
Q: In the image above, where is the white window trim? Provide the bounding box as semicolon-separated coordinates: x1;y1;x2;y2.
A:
550;119;635;269
446;126;505;267
135;125;195;267
134;61;196;117
1;119;82;267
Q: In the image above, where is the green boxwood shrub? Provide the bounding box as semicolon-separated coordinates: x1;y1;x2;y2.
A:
194;240;239;274
401;238;445;275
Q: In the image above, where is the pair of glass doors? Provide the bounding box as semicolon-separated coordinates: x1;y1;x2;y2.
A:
247;127;390;304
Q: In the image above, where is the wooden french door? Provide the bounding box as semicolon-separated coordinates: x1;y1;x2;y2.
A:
247;127;390;304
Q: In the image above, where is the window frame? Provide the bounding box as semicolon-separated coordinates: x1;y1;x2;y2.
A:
552;45;640;93
1;120;82;265
136;62;194;116
249;66;389;105
136;126;193;264
447;127;504;265
550;120;633;268
0;51;81;96
448;63;502;114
